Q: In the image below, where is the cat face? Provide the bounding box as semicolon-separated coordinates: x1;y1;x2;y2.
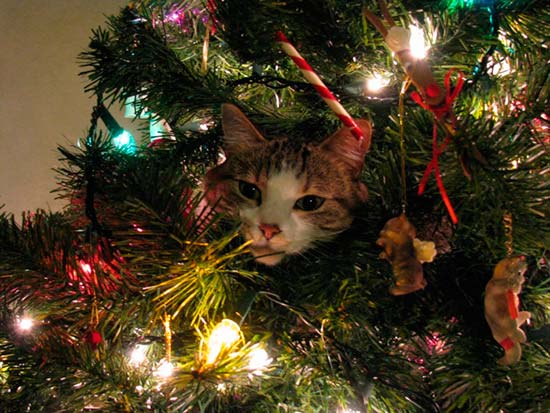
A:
205;104;372;265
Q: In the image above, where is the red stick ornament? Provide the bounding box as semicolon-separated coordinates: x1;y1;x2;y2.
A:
275;31;365;142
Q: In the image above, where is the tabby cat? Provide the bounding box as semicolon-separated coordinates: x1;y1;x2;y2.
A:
204;104;372;265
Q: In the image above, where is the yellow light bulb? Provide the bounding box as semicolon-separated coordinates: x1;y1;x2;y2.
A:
206;319;241;365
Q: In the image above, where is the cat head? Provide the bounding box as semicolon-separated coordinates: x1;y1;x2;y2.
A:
205;104;372;266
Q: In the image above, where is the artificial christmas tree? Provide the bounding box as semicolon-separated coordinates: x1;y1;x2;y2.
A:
1;1;549;412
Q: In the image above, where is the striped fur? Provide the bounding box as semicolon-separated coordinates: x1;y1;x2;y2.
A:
205;104;372;265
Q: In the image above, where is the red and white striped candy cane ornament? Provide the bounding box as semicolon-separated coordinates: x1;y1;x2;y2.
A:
275;31;365;142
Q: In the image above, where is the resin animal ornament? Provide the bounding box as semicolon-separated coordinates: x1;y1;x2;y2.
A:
363;0;445;107
204;104;372;266
376;214;435;295
484;255;530;365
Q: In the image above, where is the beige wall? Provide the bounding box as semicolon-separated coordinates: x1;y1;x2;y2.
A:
0;0;131;217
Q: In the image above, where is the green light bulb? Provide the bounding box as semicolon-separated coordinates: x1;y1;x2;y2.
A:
112;130;136;154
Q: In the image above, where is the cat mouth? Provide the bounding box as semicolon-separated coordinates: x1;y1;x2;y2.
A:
249;244;285;266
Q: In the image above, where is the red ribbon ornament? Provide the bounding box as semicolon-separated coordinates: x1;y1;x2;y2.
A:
411;69;464;225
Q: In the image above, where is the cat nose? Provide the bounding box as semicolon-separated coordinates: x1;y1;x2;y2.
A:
258;223;281;241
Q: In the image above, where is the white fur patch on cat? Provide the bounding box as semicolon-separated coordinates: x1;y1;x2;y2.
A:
239;168;322;265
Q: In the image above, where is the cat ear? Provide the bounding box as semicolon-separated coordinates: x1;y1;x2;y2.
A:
321;119;372;176
221;104;267;155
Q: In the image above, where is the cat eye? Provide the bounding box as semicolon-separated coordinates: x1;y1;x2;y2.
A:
294;195;325;211
238;180;262;204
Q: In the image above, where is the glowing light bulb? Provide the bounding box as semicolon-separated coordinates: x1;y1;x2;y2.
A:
510;157;523;169
132;223;145;233
18;317;34;332
366;73;390;92
112;130;136;153
98;103;136;154
129;344;149;366
79;261;92;275
247;347;271;375
488;54;511;77
206;319;241;365
409;25;428;59
155;359;174;378
339;407;361;413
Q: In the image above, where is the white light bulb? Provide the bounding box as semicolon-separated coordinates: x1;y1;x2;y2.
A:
18;317;34;332
247;347;271;375
129;344;149;366
366;73;390;92
339;408;361;413
155;360;174;378
488;55;511;77
79;262;92;275
409;25;428;59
